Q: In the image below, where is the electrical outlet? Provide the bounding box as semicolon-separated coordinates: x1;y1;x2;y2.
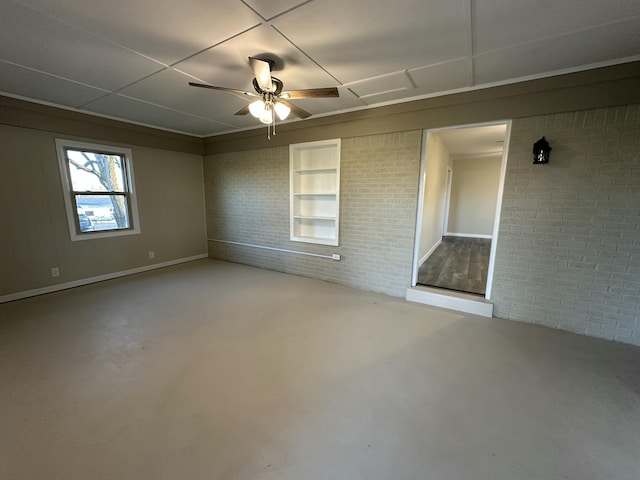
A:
148;251;155;259
332;254;341;261
51;267;60;277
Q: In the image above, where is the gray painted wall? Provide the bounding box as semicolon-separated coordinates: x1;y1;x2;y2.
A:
447;155;502;236
0;124;207;298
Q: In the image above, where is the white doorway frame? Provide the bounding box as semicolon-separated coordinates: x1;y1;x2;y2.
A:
442;167;453;236
410;120;512;300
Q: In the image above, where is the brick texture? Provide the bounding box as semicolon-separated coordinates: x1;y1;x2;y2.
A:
492;105;640;345
204;106;640;347
204;132;422;297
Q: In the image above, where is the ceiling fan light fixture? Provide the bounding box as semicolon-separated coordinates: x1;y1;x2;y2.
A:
189;56;340;139
249;100;266;118
274;102;291;121
259;107;274;124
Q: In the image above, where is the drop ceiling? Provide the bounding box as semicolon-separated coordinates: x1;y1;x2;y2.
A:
1;0;639;137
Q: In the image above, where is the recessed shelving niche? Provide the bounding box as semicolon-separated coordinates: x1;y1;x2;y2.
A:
290;139;341;246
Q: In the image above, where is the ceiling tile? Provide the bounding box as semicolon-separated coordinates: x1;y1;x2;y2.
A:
174;25;339;92
408;59;470;95
473;0;640;54
473;18;640;85
0;1;163;91
15;0;263;66
2;0;639;136
174;24;364;122
0;61;108;108
119;69;252;123
353;89;415;106
347;71;415;99
272;0;468;83
82;94;235;136
242;0;310;20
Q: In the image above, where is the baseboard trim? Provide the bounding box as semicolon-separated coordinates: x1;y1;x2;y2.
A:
445;233;493;239
418;238;442;267
0;254;208;304
406;286;493;317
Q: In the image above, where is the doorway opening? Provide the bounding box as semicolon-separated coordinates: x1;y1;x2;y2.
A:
411;121;511;301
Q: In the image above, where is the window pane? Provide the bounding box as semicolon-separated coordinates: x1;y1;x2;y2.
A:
76;194;130;231
67;150;126;193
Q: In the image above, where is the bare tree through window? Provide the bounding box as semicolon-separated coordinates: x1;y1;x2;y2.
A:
56;139;140;240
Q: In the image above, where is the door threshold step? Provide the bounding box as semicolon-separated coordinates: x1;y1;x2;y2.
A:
406;286;493;317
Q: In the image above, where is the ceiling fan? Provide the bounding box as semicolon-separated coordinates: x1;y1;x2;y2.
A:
189;57;339;138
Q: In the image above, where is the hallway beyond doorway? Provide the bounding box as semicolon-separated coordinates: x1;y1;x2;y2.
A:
417;236;491;295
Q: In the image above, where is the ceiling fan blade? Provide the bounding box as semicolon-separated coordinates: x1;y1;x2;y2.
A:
249;57;273;92
282;87;339;99
234;105;251;116
188;82;257;98
280;100;312;119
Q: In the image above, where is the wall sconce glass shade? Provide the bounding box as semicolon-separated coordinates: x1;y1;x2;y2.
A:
533;136;551;164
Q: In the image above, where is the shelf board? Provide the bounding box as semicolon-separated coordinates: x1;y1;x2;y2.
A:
294;215;336;221
292;168;337;173
292;234;337;244
293;192;336;196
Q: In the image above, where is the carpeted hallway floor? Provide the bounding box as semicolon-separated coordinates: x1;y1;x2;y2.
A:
1;259;639;480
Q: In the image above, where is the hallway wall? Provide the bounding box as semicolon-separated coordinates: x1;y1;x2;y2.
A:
447;155;502;236
419;132;450;262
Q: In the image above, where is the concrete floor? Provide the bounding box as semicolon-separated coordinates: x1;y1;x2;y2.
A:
1;259;639;480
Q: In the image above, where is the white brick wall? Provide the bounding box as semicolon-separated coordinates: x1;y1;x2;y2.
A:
204;132;422;297
492;105;640;345
204;106;640;346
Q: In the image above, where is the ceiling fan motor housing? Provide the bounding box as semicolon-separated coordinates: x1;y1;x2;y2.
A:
253;77;283;95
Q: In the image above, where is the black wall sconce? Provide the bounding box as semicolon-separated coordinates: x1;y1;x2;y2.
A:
533;136;551;164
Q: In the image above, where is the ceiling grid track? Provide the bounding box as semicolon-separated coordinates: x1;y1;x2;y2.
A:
465;0;475;87
12;0;169;69
270;25;344;87
3;0;639;136
168;24;262;69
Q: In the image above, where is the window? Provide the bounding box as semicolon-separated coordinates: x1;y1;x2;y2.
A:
56;139;140;241
290;139;340;246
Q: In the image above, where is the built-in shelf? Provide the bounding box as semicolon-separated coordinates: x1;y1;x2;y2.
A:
290;139;340;246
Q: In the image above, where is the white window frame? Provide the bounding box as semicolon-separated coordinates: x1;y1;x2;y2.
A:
55;139;141;241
